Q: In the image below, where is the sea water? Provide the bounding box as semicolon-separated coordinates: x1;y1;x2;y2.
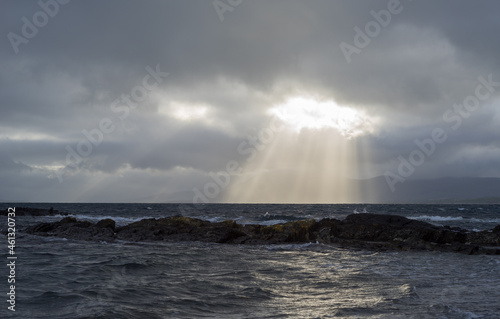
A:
1;203;499;318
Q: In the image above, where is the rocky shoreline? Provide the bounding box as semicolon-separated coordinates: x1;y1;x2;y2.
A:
24;212;500;255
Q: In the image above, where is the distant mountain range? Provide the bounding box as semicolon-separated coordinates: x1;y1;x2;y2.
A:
136;177;500;204
16;177;494;204
358;177;500;204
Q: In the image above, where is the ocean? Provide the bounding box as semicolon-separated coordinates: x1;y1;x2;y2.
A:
2;203;500;318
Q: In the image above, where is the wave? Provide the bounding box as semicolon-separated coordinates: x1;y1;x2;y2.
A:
410;215;500;224
199;216;230;223
470;217;500;224
254;219;290;226
410;215;464;222
59;214;157;226
191;214;305;226
265;242;320;251
353;208;369;214
239;212;310;225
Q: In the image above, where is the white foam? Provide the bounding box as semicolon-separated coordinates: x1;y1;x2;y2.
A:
266;242;318;250
353;208;369;214
66;214;156;226
201;216;228;223
256;219;289;226
42;236;68;242
410;215;464;222
470;217;500;224
235;218;291;226
449;307;480;319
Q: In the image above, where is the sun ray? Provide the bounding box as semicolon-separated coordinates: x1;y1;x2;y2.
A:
223;96;372;203
223;126;361;203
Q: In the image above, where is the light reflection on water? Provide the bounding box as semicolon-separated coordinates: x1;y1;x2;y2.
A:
247;245;498;318
6;237;500;318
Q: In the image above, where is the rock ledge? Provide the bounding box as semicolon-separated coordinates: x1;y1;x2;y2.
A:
26;213;500;255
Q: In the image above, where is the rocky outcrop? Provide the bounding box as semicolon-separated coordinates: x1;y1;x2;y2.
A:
27;217;115;241
25;213;500;255
1;207;68;216
116;217;248;243
311;214;482;254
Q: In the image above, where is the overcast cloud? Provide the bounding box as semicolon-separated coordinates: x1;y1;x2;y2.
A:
1;0;500;203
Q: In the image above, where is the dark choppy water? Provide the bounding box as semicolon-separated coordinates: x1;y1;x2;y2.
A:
1;203;500;318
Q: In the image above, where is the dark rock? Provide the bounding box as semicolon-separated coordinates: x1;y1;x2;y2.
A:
466;230;500;245
336;213;468;245
115;217;248;243
61;217;77;224
96;219;115;231
26;217;114;241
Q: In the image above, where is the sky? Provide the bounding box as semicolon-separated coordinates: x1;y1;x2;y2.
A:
1;0;500;203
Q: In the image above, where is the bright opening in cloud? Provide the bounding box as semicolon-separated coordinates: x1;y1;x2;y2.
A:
269;97;373;138
160;102;208;121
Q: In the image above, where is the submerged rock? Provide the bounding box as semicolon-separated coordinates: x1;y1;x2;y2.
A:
25;213;500;255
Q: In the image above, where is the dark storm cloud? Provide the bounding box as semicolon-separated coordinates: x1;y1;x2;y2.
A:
1;0;499;201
